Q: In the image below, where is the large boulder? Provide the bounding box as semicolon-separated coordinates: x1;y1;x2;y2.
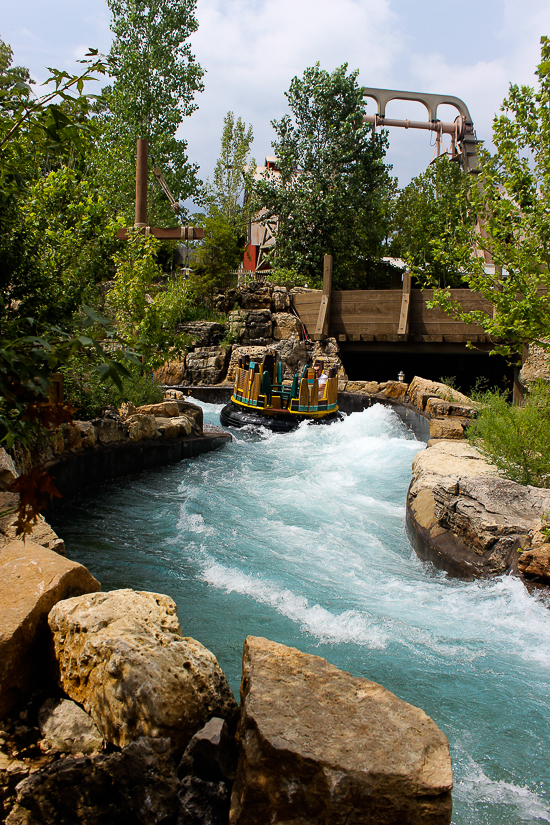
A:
125;413;158;441
432;475;550;576
405;440;550;577
48;589;238;754
518;543;550;582
345;380;381;395
229;636;453;825
6;737;178;825
184;347;231;385
0;541;100;718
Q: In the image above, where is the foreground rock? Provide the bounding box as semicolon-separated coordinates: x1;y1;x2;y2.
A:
37;698;103;756
229;636;453;825
48;589;238;754
0;541;100;718
6;737;178;825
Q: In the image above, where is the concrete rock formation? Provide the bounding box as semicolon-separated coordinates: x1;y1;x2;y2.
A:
0;541;100;717
48;589;238;754
406;441;550;578
125;413;158;441
180;321;225;348
229;636;452;825
271;312;301;340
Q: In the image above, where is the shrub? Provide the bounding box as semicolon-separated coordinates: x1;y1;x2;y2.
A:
467;381;550;487
61;354;162;420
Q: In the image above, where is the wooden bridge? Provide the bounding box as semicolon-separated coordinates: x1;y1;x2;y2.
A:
291;260;493;353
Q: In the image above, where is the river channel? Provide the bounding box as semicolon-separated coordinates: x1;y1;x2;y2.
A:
51;401;550;825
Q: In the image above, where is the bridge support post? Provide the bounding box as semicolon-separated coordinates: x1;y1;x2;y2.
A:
313;254;332;341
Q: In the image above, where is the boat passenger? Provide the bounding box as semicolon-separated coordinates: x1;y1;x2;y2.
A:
314;360;327;399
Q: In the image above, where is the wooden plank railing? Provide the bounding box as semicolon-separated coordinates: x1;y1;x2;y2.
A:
291;287;492;343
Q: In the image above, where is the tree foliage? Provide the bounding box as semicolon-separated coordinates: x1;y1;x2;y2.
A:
94;0;204;224
391;156;473;287
190;112;255;296
468;382;550;487
423;36;550;359
252;63;392;289
109;229;190;366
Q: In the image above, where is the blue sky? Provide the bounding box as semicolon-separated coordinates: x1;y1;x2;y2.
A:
3;0;550;195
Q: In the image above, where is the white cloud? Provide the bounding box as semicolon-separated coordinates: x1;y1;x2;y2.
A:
182;0;403;190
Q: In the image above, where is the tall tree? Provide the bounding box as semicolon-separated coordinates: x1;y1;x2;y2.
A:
390;156;473;288
191;112;254;296
424;36;550;360
94;0;204;224
252;63;392;289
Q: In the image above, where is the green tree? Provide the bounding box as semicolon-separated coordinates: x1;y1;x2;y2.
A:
191;112;255;296
425;36;550;359
94;0;204;224
109;229;190;367
391;156;473;287
252;63;392;289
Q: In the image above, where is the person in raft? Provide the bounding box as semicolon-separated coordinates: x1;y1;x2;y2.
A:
313;359;328;399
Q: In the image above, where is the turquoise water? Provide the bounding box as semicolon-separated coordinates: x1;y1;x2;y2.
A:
51;402;550;825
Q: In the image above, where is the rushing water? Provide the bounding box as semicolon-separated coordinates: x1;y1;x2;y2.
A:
50;402;550;825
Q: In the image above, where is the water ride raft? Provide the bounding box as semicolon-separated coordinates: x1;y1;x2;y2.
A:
220;353;343;432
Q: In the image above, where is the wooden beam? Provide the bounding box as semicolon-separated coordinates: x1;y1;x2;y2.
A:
312;254;332;341
397;272;411;335
135;138;148;228
360;333;375;341
338;333;348;342
116;226;205;240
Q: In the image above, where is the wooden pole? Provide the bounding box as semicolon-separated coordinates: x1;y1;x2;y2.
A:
313;255;332;341
134;138;148;228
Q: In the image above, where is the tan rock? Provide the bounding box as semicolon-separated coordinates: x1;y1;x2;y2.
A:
154;360;186;386
385;380;409;400
408;376;472;411
93;419;126;445
345;380;380;394
38;698;104;755
175;400;203;432
0;494;65;555
409;441;496;509
429;418;465;440
271;312;301;340
519;343;550;387
136;401;179;418
425;398;478;419
518;543;550;581
229;637;452;825
48;589;238;753
164;389;185;400
156;416;193;438
74;421;97;449
272;286;289;312
185;347;231;384
0;448;18;489
0;541;100;717
60;422;82;453
125;413;158;441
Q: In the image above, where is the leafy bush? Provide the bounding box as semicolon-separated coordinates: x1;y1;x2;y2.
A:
467;381;550;487
265;268;311;290
61;353;162;420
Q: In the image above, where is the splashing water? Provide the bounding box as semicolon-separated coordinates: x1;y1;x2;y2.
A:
52;402;550;825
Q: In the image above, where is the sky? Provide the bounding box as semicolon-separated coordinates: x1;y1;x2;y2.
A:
3;0;550;196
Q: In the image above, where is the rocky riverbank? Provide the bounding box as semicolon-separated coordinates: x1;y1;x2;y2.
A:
0;546;453;824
